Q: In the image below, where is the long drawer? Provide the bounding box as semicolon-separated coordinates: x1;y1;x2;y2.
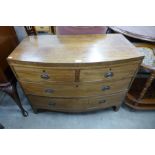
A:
13;62;138;83
28;92;125;112
21;78;130;97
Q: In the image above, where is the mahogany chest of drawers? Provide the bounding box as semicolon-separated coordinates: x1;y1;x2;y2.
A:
7;34;144;113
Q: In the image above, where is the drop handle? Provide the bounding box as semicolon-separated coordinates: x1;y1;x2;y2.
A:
104;71;113;78
98;100;106;104
48;102;56;106
44;88;54;93
40;72;49;79
101;85;110;91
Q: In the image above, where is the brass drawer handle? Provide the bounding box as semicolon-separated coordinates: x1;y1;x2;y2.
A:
48;102;56;106
44;88;54;93
98;100;106;104
104;71;113;78
101;85;110;91
41;72;49;79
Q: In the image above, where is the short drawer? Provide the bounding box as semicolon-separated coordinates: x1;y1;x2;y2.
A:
28;92;124;112
13;66;75;82
21;78;131;97
80;63;139;82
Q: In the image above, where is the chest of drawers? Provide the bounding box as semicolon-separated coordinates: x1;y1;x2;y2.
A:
35;26;52;34
7;34;144;113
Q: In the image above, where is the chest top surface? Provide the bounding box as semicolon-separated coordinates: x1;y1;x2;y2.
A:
8;34;143;65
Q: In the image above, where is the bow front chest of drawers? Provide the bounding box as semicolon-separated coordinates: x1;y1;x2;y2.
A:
7;34;144;113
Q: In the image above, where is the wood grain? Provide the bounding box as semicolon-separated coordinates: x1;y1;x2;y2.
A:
20;78;130;97
12;61;140;83
8;34;143;113
28;92;125;112
7;34;143;66
13;66;75;82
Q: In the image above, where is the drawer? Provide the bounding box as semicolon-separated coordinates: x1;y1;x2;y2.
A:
13;66;75;82
28;92;124;112
80;63;139;82
35;26;50;32
21;78;131;97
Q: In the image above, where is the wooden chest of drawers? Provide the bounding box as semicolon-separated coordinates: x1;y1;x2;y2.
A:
35;26;52;34
7;34;144;113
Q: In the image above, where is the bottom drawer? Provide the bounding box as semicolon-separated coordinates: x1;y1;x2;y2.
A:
27;92;125;112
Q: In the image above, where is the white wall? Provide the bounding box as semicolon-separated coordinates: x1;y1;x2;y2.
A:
14;26;27;42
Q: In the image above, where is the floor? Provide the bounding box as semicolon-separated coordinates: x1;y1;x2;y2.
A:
0;84;155;129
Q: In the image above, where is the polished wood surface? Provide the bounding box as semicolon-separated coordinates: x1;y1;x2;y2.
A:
8;34;143;113
7;34;143;65
110;26;155;42
126;43;155;110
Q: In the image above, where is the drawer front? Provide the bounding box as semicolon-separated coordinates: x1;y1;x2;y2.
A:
80;63;138;82
13;66;75;82
13;61;139;83
35;26;50;32
28;93;124;112
21;78;130;97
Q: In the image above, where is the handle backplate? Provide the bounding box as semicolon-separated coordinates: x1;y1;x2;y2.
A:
101;85;110;91
41;72;49;79
44;88;54;93
104;71;114;78
98;100;106;104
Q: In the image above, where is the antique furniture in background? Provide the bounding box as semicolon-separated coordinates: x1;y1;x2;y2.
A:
35;26;54;34
126;43;155;110
109;26;155;110
25;26;55;35
109;26;155;42
0;26;28;116
24;26;37;35
7;34;143;113
55;26;108;35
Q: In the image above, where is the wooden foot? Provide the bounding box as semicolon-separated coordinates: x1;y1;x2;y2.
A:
32;108;38;114
0;82;28;117
113;105;120;112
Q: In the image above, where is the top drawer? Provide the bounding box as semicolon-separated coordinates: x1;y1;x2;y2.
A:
13;66;75;82
12;61;139;83
80;63;139;82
